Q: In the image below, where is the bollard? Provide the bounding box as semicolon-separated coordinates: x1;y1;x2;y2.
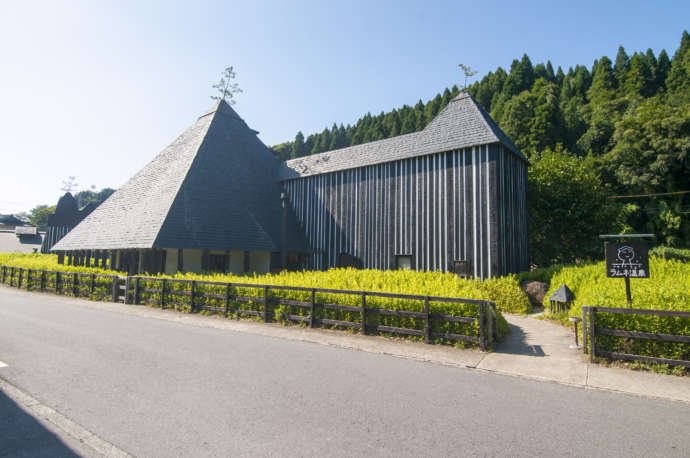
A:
569;316;582;350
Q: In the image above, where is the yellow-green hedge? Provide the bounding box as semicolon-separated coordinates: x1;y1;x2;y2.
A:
0;253;535;345
531;257;690;364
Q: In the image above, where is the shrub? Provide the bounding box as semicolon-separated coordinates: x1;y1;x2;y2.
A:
0;253;530;346
535;257;690;365
649;246;690;263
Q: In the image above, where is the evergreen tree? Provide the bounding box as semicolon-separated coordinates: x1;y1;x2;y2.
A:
291;131;305;159
666;30;690;104
546;61;556;82
613;45;630;86
555;66;565;86
655;49;672;93
587;56;617;103
623;52;654;97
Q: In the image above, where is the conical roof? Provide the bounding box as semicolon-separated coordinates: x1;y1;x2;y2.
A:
52;100;308;252
548;284;575;302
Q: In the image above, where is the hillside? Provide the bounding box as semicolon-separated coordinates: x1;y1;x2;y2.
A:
272;31;690;262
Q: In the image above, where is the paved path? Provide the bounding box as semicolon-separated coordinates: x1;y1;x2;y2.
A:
1;286;689;457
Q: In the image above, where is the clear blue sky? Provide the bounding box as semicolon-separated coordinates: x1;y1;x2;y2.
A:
1;0;688;214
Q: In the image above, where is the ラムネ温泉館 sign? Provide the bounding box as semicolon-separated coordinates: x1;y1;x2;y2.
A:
605;241;650;278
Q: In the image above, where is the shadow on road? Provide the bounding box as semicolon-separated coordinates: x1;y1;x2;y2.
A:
0;389;79;457
494;321;546;357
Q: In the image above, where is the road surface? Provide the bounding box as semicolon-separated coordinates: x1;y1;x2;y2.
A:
1;287;689;457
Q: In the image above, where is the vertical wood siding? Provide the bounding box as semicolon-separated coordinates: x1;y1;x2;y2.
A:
282;143;528;279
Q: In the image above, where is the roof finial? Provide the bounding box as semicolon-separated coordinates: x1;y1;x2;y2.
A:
458;63;477;90
211;65;242;105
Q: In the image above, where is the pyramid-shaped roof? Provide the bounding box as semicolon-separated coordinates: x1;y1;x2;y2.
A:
278;92;526;180
549;284;575;302
52;101;308;252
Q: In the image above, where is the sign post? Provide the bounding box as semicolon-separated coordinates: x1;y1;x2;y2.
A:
600;235;653;306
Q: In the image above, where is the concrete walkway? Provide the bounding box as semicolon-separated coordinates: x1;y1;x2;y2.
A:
480;315;690;403
1;285;688;404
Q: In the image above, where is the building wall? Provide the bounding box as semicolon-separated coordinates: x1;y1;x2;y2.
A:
164;248;178;274
282;143;528;279
162;248;271;275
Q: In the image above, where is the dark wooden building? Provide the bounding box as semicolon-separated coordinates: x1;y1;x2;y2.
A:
52;93;528;279
279;93;529;279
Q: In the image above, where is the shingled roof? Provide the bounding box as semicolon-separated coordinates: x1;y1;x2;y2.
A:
278;92;526;180
52;100;308;252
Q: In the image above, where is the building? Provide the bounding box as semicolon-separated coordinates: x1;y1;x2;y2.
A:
279;92;529;279
40;193;97;254
52;92;529;279
0;215;43;253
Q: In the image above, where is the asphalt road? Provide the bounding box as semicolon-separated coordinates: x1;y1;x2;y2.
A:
1;288;689;457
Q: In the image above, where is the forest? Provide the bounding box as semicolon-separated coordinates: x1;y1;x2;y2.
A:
271;31;690;266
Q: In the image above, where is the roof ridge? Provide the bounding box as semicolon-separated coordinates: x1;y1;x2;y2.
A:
284;130;422;166
465;95;527;161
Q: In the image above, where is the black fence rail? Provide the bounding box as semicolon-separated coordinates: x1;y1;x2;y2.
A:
0;265;497;350
582;306;690;368
0;265;125;302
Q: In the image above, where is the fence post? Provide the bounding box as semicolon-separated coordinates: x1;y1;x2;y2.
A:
124;277;131;303
589;307;596;363
72;273;78;296
90;274;96;295
40;270;46;291
310;289;316;328
161;279;167;309
361;293;367;335
1;266;5;284
56;272;61;294
190;280;196;312
18;268;23;289
263;286;269;323
424;296;431;344
224;284;230;318
478;303;486;351
134;277;140;305
581;307;588;355
111;277;119;302
487;302;494;348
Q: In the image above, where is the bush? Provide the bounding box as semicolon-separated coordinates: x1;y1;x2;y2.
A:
0;253;122;301
0;253;530;345
649;246;690;263
534;257;690;365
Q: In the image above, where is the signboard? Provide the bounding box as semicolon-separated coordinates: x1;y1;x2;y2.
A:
605;241;649;278
15;226;37;236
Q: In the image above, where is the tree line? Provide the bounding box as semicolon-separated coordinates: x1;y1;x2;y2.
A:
272;31;690;266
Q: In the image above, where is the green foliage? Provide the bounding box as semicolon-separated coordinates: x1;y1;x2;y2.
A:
74;187;115;208
649;245;690;263
533;257;690;366
27;205;56;229
269;31;690;253
0;253;124;301
527;146;615;266
0;253;534;346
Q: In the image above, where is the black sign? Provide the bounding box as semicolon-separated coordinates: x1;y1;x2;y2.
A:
605;242;650;278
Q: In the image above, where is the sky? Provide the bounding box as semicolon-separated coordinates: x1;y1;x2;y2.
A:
1;0;688;215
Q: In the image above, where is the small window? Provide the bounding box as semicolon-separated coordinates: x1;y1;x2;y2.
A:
396;255;413;270
451;260;471;278
209;254;228;272
243;251;250;272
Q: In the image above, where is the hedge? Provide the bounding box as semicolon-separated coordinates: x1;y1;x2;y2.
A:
0;253;538;345
528;257;690;365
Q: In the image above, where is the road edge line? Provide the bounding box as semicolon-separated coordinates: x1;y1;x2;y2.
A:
0;377;131;458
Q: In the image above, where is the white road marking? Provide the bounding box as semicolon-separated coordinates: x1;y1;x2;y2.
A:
0;361;8;368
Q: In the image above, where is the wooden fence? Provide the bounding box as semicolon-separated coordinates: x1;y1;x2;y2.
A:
0;265;497;350
582;306;690;368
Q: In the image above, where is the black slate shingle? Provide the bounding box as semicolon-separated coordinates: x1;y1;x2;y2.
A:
278;92;526;180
